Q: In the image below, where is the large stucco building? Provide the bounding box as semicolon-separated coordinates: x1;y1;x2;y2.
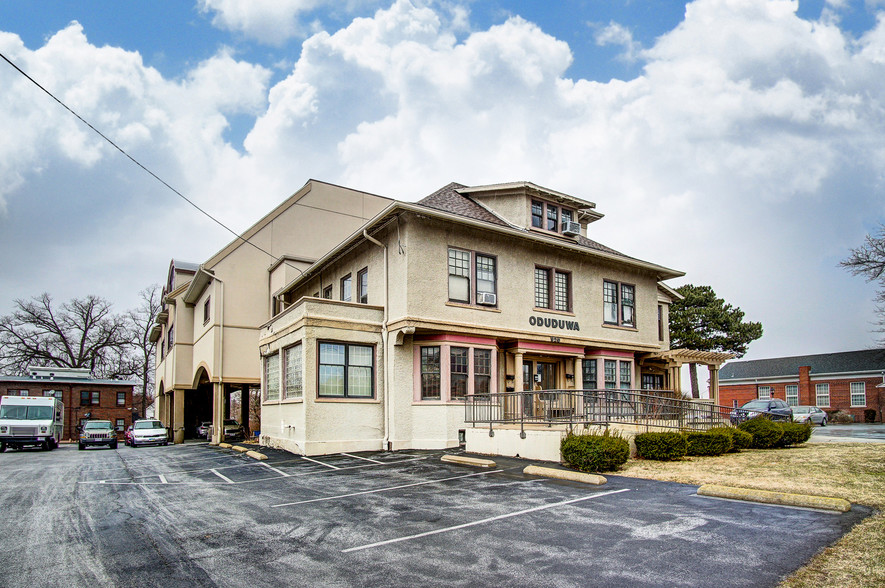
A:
258;181;687;455
151;180;392;443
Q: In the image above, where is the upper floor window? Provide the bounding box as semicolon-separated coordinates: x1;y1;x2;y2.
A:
448;248;497;306
341;274;352;302
203;297;211;325
117;392;126;406
603;281;635;327
546;204;559;231
167;326;175;352
535;266;571;311
850;382;866;407
80;391;99;406
531;201;543;228
323;285;332;299
657;305;664;341
357;267;368;304
530;200;575;233
318;342;374;398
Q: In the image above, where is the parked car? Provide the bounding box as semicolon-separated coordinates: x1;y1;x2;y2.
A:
196;421;211;438
223;419;245;440
124;425;134;446
79;420;118;450
730;399;793;424
792;405;827;426
130;419;169;447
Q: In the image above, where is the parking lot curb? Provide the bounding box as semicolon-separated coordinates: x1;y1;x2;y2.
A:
232;445;249;453
246;450;268;460
441;454;496;468
523;465;607;485
218;442;232;449
697;484;852;512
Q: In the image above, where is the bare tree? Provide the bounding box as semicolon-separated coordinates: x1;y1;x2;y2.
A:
842;224;885;338
0;293;130;377
126;285;161;419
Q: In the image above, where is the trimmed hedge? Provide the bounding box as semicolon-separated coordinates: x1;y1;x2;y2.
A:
707;426;752;452
561;431;630;473
684;429;733;456
777;422;812;447
737;417;784;449
634;431;687;461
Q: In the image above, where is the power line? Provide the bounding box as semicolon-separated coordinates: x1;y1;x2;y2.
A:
0;50;289;268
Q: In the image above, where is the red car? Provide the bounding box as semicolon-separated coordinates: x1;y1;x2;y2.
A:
124;425;134;446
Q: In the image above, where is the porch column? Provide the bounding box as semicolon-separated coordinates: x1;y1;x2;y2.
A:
211;382;224;445
708;366;720;405
240;387;250;438
157;393;167;426
172;388;185;444
669;366;682;396
514;353;524;392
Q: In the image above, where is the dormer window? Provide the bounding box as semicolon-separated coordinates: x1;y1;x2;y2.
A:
531;200;575;234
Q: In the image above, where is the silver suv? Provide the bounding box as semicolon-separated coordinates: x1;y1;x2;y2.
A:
79;420;118;450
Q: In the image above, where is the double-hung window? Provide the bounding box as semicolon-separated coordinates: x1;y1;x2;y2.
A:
448;248;497;306
420;347;441;400
203;297;211;325
785;384;798;406
450;347;468;399
322;285;332;299
117;392;126;406
757;385;772;400
531;201;543;228
531;200;575;233
80;391;99;406
603;280;636;327
284;344;303;399
582;359;597;390
604;360;617;389
546;204;559;231
619;361;632;389
815;383;830;407
318;342;374;398
535;267;571;311
850;382;866;407
264;353;280;401
357;267;368;304
474;349;491;395
340;274;352;302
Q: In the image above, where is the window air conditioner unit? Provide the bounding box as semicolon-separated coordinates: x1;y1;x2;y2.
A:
562;221;581;237
476;292;497;306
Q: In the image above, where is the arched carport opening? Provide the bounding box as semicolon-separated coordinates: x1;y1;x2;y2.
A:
186;368;213;439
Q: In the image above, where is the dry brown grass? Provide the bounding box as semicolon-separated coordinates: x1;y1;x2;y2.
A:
618;442;885;588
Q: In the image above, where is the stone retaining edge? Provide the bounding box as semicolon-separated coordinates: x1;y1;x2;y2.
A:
697;484;851;512
441;454;497;468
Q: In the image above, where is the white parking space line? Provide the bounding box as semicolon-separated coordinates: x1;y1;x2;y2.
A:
260;462;290;477
211;469;235;484
158;475;168;484
300;456;340;469
272;469;510;508
340;453;384;464
342;488;631;553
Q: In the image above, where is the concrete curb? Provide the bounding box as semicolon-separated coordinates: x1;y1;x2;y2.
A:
246;450;268;460
697;484;851;512
231;445;249;453
217;442;232;449
441;454;496;468
523;465;607;485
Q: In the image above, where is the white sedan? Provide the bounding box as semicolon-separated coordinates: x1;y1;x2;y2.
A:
792;405;827;426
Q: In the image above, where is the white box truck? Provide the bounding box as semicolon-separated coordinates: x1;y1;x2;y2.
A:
0;395;64;451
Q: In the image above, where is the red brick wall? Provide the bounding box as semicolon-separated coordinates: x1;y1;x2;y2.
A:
720;376;884;422
2;382;135;440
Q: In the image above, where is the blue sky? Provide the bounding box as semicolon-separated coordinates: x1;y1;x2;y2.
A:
1;0;884;370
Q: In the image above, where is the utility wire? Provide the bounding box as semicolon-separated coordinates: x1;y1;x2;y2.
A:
0;50;294;270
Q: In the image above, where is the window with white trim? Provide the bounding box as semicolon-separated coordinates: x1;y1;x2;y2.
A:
785;384;798;407
116;418;125;432
815;383;830;407
264;353;280;401
284;343;303;399
850;382;866;407
757;385;772;400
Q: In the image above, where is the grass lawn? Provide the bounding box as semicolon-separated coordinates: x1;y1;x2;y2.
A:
618;442;885;588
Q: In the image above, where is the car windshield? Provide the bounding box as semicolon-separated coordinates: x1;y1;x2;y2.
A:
134;421;164;430
223;420;238;426
84;421;112;430
741;400;770;410
0;405;53;420
794;407;811;414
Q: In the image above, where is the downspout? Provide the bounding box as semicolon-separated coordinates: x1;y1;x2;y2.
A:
363;229;390;450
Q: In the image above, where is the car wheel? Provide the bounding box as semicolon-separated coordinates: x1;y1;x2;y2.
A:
78;443;84;450
0;442;5;453
110;442;118;449
821;417;827;426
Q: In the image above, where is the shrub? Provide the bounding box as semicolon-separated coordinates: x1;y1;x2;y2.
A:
737;417;784;449
828;410;854;424
864;409;877;424
708;426;752;452
777;422;812;447
561;431;630;473
684;429;733;456
634;431;687;461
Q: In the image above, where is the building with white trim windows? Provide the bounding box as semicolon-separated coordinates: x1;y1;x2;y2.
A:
258;181;684;455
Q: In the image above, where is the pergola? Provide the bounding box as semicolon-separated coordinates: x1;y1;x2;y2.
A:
644;348;734;404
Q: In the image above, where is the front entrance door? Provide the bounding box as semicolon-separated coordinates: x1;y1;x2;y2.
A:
536;362;556;391
522;360;558;418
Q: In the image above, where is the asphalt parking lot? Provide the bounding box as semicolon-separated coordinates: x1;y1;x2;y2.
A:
0;443;871;588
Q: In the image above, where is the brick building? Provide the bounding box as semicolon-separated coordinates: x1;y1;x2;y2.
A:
1;367;137;440
719;349;885;422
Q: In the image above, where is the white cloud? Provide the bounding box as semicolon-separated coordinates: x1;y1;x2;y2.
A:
593;21;643;62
